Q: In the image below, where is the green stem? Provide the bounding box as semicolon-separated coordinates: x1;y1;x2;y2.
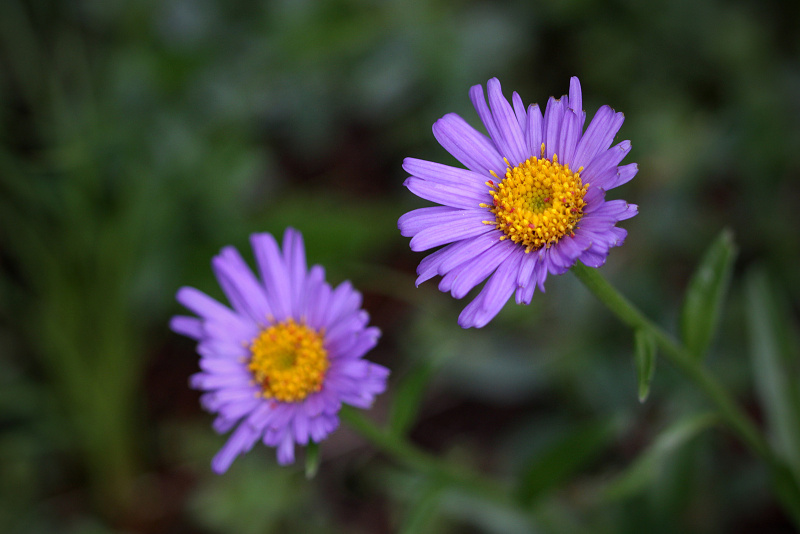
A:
571;262;800;524
340;406;512;509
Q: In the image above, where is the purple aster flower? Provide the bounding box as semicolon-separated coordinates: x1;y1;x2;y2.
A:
399;77;638;328
170;228;389;473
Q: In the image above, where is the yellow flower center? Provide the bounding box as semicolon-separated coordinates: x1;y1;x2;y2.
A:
482;146;588;253
247;319;328;403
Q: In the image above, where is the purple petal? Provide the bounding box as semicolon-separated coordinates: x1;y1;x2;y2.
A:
526;104;544;158
399;206;470;237
512;91;527;132
403;177;490;209
543;96;565;160
403;158;490;192
211;423;260;474
409;210;494;251
458;249;524;328
441;238;518;299
281;228;307;317
170;316;203;340
250;233;292;321
486;78;527;165
582;140;632;185
572;106;625;170
432;113;505;175
212;247;271;324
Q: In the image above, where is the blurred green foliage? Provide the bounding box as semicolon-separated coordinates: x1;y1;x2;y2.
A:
1;0;799;532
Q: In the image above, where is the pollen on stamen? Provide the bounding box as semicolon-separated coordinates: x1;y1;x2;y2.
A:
484;152;588;253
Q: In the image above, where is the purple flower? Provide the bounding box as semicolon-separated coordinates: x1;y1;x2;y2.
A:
171;228;389;473
399;77;638;328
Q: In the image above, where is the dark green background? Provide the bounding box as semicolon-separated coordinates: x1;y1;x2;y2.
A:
1;0;799;532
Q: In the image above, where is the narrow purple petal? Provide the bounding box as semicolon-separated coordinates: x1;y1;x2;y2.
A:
409;210;494;251
486;78;528;165
582;140;632;186
594;162;638;191
572;106;625;170
404;177;489;209
543;96;565;160
250;233;292;321
441;239;518;299
458;249;524;328
526;104;544;158
212;247;271;324
559;110;581;167
170;316;203;340
211;423;260;474
432;113;506;175
512;92;527;132
403;158;491;191
399;206;463;237
276;431;295;465
281;228;307;317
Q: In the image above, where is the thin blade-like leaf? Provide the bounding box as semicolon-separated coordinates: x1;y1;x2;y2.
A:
634;329;657;403
305;441;320;479
602;412;718;501
389;359;436;438
515;419;617;506
680;229;737;359
746;268;800;480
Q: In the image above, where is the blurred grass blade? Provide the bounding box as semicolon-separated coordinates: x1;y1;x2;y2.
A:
389;359;437;438
515;419;617;507
634;329;657;403
602;412;718;501
680;229;737;359
305;441;320;479
399;481;444;534
746;268;800;480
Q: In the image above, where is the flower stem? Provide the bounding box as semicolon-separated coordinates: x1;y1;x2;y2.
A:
571;262;800;524
340;406;514;510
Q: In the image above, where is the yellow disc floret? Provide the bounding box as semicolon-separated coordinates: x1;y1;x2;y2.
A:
481;146;588;253
248;319;328;403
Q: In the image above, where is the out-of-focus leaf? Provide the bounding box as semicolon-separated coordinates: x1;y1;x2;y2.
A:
680;229;737;359
305;441;320;480
602;412;718;501
746;268;800;480
515;419;617;507
389;359;436;438
634;329;657;403
399;481;444;534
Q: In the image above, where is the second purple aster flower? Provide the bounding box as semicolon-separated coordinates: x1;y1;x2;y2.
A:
399;77;638;328
171;228;389;473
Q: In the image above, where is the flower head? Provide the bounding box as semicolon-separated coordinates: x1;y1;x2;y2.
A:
171;228;389;473
399;77;638;328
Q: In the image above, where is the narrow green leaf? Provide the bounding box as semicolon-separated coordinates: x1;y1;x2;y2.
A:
634;329;657;402
602;412;718;501
399;482;445;534
515;419;617;507
389;360;436;438
305;441;320;479
746;268;800;481
680;229;737;359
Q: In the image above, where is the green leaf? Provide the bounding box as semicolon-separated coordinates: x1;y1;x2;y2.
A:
601;412;718;501
389;359;437;438
634;329;657;403
399;481;445;534
304;441;320;480
746;268;800;481
680;229;737;359
515;419;617;507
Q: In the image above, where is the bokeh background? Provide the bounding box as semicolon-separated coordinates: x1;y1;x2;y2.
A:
2;0;800;532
